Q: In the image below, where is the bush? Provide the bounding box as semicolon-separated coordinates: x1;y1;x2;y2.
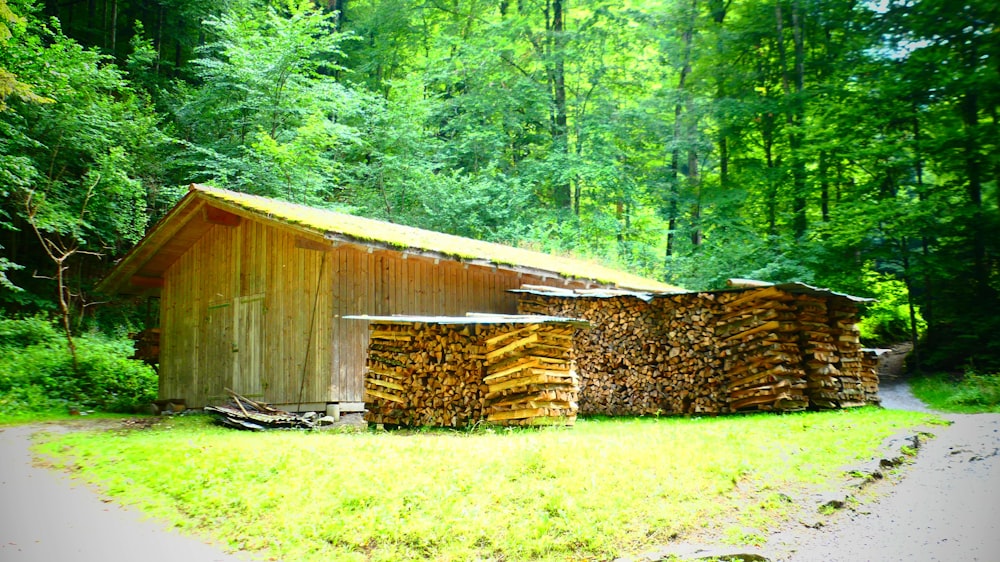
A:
910;370;1000;413
0;316;157;414
945;372;1000;409
0;313;61;349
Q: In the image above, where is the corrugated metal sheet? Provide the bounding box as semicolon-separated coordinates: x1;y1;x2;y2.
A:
509;280;874;303
344;313;591;327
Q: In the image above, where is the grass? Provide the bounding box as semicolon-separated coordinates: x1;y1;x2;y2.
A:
0;410;136;426
34;408;936;561
909;371;1000;413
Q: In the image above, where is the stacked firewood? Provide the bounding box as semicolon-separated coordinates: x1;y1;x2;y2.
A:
518;289;726;415
860;349;882;406
517;284;876;416
483;323;579;425
518;291;664;415
717;288;809;412
826;301;867;408
794;294;846;409
129;328;161;365
362;317;582;427
652;293;727;414
364;321;488;427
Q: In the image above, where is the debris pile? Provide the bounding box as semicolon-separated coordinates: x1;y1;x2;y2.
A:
205;389;317;430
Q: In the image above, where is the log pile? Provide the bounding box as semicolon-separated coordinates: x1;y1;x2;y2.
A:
717;288;809;412
358;316;584;428
364;320;488;427
205;389;316;430
860;349;882;406
517;289;726;415
516;282;877;416
827;300;867;408
793;294;854;409
652;293;727;414
483;323;579;425
518;291;662;415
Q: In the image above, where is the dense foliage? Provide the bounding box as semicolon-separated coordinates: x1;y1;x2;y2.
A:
0;315;157;412
1;0;998;373
911;370;1000;413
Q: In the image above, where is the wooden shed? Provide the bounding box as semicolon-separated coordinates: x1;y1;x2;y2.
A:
98;184;676;412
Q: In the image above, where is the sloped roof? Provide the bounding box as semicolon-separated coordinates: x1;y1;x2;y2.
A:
98;184;680;295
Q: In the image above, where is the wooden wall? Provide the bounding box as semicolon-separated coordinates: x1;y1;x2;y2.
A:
161;214;592;408
160;219;333;407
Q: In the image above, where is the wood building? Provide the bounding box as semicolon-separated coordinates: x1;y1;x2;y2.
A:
98;185;675;412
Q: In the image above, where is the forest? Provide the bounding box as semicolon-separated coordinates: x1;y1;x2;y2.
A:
1;0;998;395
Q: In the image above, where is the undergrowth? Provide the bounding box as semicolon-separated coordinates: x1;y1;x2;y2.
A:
910;370;1000;413
0;314;156;416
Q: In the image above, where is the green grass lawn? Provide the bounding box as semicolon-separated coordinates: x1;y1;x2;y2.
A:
35;408;935;561
0;410;136;426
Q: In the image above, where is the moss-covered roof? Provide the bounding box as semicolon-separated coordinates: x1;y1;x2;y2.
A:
193;185;680;292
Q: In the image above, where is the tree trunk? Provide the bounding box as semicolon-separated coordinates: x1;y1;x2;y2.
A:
901;238;920;372
550;0;570;209
110;0;117;54
762;111;777;236
819;150;829;222
689;147;701;246
712;0;729;190
666;0;697;258
688;102;701;247
55;256;79;375
335;0;347;28
913;112;934;328
775;0;807;239
155;4;163;75
960;88;987;296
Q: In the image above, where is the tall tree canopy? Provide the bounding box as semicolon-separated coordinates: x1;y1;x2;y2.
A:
1;0;997;369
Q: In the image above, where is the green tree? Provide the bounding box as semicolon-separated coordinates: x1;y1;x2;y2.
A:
0;3;164;315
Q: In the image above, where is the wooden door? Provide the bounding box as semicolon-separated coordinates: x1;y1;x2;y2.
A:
203;301;233;403
233;294;266;398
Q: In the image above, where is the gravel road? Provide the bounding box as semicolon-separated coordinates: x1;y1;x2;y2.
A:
775;413;1000;561
0;422;262;562
773;346;1000;561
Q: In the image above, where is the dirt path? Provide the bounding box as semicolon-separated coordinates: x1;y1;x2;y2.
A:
772;345;1000;561
773;413;1000;561
877;343;933;412
622;345;1000;562
0;421;263;562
